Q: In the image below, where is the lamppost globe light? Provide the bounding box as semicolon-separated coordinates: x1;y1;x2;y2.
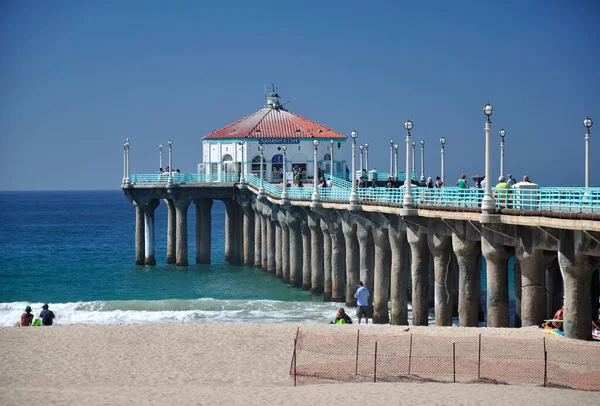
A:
350;130;358;139
389;139;394;145
258;145;263;151
159;144;163;149
584;117;593;129
412;141;416;147
420;140;424;146
404;120;413;131
359;144;363;150
499;128;506;138
330;139;334;146
440;137;446;145
282;145;287;151
365;143;369;148
394;144;398;150
168;140;172;146
313;139;320;146
484;103;493;117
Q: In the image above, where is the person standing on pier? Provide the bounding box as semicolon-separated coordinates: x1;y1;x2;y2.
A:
354;281;370;325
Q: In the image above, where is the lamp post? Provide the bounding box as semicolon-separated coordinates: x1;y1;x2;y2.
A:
122;140;128;185
238;140;245;184
394;144;399;179
349;130;359;205
167;140;173;188
584;117;593;188
125;138;130;185
411;141;416;174
499;128;506;178
389;139;394;175
364;143;369;172
312;139;320;204
403;120;414;207
329;140;334;179
482;104;495;212
359;144;364;171
420;140;425;182
281;145;289;203
440;137;446;186
159;144;163;171
258;145;265;198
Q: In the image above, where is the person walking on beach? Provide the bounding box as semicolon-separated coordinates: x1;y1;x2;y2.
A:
19;306;34;327
39;304;55;326
354;281;370;325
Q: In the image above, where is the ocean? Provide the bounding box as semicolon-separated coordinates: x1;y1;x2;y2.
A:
0;191;514;327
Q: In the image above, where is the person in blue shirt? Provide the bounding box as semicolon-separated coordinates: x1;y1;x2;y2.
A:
354;281;370;325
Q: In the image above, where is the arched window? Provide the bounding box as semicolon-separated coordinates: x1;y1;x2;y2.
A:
222;154;235;174
271;154;284;180
323;153;331;161
251;155;265;177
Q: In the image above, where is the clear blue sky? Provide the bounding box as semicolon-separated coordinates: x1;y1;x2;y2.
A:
1;0;598;190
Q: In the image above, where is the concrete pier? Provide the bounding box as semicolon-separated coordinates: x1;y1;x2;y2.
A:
342;218;359;307
357;222;375;315
275;220;283;279
266;210;276;273
224;200;237;265
428;226;452;326
165;199;176;265
451;232;480;327
261;214;267;269
373;226;391;324
482;229;511;327
300;217;311;290
513;258;521;327
307;213;323;294
388;218;409;325
135;203;145;265
143;200;159;266
407;224;430;326
287;210;302;288
277;210;290;284
329;219;346;303
320;219;332;301
253;204;262;268
174;196;191;266
195;199;213;264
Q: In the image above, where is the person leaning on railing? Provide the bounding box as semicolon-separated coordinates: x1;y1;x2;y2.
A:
494;176;511;208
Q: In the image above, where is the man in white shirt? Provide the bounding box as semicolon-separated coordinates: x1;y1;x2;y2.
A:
354;281;370;324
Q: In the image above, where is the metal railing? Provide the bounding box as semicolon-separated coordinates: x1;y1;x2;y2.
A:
127;173;600;213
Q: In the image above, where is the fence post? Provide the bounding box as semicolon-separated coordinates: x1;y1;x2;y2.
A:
374;341;378;383
453;342;456;383
293;338;297;387
408;333;413;375
355;330;360;375
543;337;547;387
478;333;481;380
289;327;300;375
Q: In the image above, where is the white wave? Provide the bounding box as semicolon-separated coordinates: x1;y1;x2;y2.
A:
0;299;433;327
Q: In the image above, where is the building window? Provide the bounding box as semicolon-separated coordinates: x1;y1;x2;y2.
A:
222;154;234;174
251;155;265;177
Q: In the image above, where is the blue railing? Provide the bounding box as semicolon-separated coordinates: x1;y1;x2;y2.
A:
127;173;600;213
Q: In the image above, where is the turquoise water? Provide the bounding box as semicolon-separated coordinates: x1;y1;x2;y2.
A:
0;191;513;326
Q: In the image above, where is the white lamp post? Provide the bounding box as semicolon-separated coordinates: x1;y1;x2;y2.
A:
159;144;163;171
312;139;320;204
359;144;364;171
330;140;334;179
482;104;495;212
389;139;394;175
403;120;414;207
349;130;359;205
122;141;128;185
364;143;369;172
394;144;399;179
258;145;265;198
584;117;593;188
238;140;245;184
167;140;173;188
440;137;446;186
499;128;506;178
281;145;289;203
411;141;416;174
125;138;131;185
420;140;425;182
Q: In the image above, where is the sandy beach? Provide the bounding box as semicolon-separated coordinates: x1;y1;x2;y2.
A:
0;323;596;405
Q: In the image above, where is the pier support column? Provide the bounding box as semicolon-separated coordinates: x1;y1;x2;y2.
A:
558;230;600;340
301;217;312;290
195;199;213;265
287;210;303;288
389;219;409;325
224;200;239;265
266;209;276;273
357;223;375;317
321;218;332;301
307;213;323;294
135;203;145;265
240;203;254;266
253;204;262;268
513;258;521;327
329;219;346;303
173;196;192;267
481;229;511;327
451;234;480;327
407;225;430;326
546;257;563;319
143;200;160;266
342;218;359;306
373;226;391;324
279;212;290;284
428;229;452;326
165;199;176;265
261;213;268;269
275;220;283;279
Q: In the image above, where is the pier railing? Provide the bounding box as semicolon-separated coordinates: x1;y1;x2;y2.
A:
127;173;600;213
291;329;600;391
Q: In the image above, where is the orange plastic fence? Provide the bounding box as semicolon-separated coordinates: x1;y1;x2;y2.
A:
291;329;600;391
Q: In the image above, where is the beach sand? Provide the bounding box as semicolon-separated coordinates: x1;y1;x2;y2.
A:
0;323;595;405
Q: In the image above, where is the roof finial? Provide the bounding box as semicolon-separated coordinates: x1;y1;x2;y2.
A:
266;85;282;109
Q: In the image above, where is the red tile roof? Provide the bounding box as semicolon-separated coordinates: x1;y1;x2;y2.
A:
202;107;347;140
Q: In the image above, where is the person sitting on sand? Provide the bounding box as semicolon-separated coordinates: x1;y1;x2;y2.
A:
40;304;55;326
551;306;564;330
331;308;353;324
19;306;34;327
